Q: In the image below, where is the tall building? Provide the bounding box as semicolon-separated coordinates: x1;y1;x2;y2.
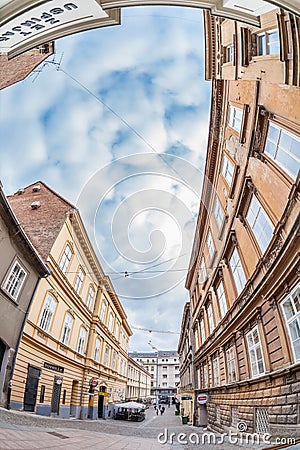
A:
0;182;48;408
129;351;180;400
183;6;300;437
8;181;132;419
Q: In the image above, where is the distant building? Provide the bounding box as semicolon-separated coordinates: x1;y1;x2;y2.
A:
8;181;132;419
126;357;151;401
0;182;48;408
177;302;194;421
184;6;300;437
129;351;180;400
0;43;54;90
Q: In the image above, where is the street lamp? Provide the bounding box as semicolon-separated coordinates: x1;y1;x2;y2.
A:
148;340;159;406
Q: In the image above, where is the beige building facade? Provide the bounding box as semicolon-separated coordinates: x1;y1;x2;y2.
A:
126;357;151;401
185;5;300;437
8;182;132;419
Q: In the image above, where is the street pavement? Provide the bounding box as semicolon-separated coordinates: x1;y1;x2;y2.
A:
0;405;297;450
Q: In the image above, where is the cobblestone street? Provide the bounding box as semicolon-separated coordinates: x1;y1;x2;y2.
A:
0;405;282;450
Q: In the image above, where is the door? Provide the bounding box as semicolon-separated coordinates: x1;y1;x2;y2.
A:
98;394;104;418
51;376;62;415
24;365;41;412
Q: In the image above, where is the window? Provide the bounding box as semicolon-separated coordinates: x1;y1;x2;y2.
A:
94;338;101;362
213;357;220;386
112;351;117;371
77;327;86;354
119;359;123;374
207;230;215;262
163;374;167;379
216;280;228;319
281;283;300;361
108;313;114;333
86;286;95;310
200;318;206;344
175;365;179;370
246;327;265;377
226;44;234;62
163;366;167;370
229;248;246;295
257;29;279;55
59;244;72;274
226;347;237;383
203;364;208;388
246;195;274;253
104;346;109;366
162;382;167;387
151;366;154;371
265;123;300;180
61;313;73;345
214;196;225;230
115;321;120;340
207;304;215;334
228;106;243;133
199;257;207;283
222;154;235;187
74;268;84;294
100;301;106;322
3;260;27;300
39;294;56;332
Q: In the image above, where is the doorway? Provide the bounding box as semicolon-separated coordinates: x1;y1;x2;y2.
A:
23;365;41;412
98;394;104;418
70;380;79;417
51;376;62;415
0;340;5;372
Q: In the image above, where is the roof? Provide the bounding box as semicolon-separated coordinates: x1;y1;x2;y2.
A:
7;181;76;261
0;181;49;277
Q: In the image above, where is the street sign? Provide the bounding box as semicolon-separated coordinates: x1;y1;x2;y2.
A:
197;394;208;404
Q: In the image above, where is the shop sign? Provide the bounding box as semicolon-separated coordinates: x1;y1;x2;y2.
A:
0;0;108;57
44;362;64;373
98;391;110;397
197;394;208;404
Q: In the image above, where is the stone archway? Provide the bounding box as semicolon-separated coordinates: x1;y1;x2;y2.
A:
0;0;299;59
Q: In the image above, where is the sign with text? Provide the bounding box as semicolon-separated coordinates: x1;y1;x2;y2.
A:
197;394;209;404
44;362;64;373
0;0;111;58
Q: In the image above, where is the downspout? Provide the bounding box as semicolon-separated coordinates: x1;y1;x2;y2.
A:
6;273;48;409
190;304;198;426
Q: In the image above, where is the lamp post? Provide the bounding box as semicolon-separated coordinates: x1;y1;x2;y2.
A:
148;340;159;406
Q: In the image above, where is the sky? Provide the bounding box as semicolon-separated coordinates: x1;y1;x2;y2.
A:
0;6;212;352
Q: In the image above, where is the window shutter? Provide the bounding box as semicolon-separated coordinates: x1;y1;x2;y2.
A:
250;33;258;58
241;28;250;66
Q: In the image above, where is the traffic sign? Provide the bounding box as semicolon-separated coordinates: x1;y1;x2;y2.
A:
197;394;208;404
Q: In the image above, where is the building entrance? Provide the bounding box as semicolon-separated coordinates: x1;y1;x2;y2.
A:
51;376;62;415
23;365;41;412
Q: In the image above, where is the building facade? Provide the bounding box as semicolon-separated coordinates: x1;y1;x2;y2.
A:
126;357;151;401
8;181;132;419
0;43;54;90
129;351;180;400
0;182;49;409
185;6;300;437
178;302;194;421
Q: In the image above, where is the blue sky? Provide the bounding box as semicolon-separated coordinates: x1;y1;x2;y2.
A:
0;6;211;351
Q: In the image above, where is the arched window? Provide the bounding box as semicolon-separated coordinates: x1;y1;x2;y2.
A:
94;338;101;362
77;327;87;354
39;294;56;332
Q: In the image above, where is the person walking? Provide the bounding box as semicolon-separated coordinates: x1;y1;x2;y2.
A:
160;406;165;415
156;407;159;416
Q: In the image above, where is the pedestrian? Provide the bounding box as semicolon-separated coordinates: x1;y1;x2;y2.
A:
156;408;159;415
160;406;165;415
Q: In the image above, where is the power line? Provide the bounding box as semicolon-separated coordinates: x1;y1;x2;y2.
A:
131;325;179;334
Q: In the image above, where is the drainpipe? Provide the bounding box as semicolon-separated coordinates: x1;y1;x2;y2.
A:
6;273;48;409
189;304;198;426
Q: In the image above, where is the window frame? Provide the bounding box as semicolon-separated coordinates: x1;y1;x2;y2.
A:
257;28;280;56
264;122;300;180
86;285;95;310
77;326;87;354
228;105;243;134
281;283;300;362
229;247;247;296
246;326;265;378
216;280;228;319
212;357;220;386
221;153;235;188
59;243;72;275
74;267;85;294
207;303;215;334
2;259;27;302
214;195;225;231
100;300;107;323
206;230;216;264
246;194;274;254
61;312;73;346
94;337;101;362
226;346;237;383
39;293;56;332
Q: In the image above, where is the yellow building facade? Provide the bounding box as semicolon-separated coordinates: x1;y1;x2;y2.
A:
8;182;132;419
